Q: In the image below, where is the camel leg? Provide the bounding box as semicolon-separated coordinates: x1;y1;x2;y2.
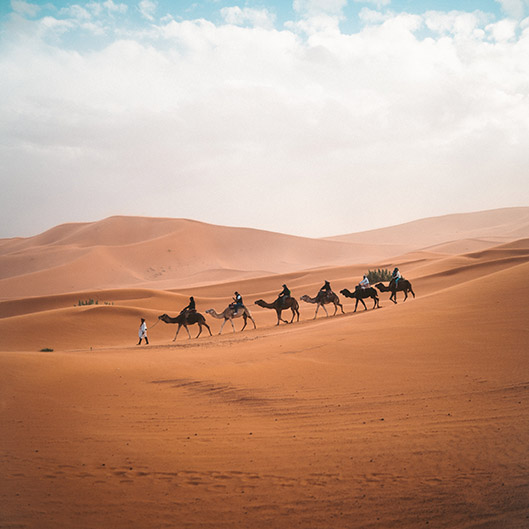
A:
204;323;212;336
390;291;397;304
295;308;300;322
230;318;236;333
250;316;257;329
173;324;182;341
184;324;191;339
240;315;248;331
410;288;415;298
196;325;202;338
372;297;379;309
339;302;345;314
403;290;408;302
277;309;289;324
332;303;338;316
354;298;368;312
219;318;228;335
322;304;329;318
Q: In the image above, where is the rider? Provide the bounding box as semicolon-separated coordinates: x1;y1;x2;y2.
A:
230;291;243;315
180;296;196;316
277;284;290;307
318;280;332;300
391;267;401;288
358;275;370;289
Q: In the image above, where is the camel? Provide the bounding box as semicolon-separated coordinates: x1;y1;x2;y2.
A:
254;296;300;325
158;312;212;340
205;305;256;335
300;290;345;319
340;287;380;312
375;280;415;304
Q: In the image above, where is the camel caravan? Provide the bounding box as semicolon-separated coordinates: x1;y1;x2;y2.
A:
143;268;415;342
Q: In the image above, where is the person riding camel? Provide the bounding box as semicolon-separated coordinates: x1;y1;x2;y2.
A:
180;296;196;317
358;275;370;289
318;280;332;301
229;291;244;315
277;284;290;308
390;267;401;289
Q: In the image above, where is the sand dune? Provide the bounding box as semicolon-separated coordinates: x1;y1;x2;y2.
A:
1;210;528;529
0;216;400;299
1;237;527;351
3;208;528;300
327;206;529;249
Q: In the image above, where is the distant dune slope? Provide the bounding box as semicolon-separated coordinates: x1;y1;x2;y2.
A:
0;208;528;299
325;207;529;250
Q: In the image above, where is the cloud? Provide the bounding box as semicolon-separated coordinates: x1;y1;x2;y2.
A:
138;0;156;21
293;0;347;16
495;0;529;19
220;6;276;29
59;5;92;20
0;5;528;237
10;0;40;17
353;0;391;9
86;0;128;17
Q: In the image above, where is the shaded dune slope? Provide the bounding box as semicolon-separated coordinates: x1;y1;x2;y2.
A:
2;208;528;300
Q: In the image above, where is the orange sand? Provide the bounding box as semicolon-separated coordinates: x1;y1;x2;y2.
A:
1;209;528;529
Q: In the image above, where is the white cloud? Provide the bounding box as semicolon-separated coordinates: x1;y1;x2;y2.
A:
486;18;518;40
220;6;276;29
86;0;128;17
1;6;528;237
11;0;40;17
293;0;347;16
359;8;391;24
353;0;391;9
139;0;156;21
59;5;92;20
495;0;529;19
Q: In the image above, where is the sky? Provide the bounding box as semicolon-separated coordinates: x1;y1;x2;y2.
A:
1;0;528;239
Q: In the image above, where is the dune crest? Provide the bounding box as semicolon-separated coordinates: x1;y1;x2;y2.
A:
1;208;528;299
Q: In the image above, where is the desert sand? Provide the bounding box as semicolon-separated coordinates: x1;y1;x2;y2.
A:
1;208;528;529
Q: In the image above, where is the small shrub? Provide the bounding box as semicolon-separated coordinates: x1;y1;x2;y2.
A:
40;347;54;352
76;299;112;306
366;268;392;283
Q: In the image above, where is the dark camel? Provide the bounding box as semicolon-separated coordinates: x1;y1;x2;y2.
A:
205;305;256;335
158;312;212;340
375;280;415;304
300;290;344;319
340;287;380;312
254;297;300;325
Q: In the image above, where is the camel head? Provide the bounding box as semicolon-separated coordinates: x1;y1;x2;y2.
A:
300;295;311;303
374;283;384;290
158;313;167;320
340;289;352;297
254;299;265;307
205;309;214;315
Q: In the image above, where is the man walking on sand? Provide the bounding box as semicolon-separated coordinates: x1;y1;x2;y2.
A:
137;318;149;345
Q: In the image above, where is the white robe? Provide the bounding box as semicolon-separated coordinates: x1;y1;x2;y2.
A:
138;322;147;338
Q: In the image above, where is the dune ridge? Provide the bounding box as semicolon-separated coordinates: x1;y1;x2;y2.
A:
2;208;528;300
